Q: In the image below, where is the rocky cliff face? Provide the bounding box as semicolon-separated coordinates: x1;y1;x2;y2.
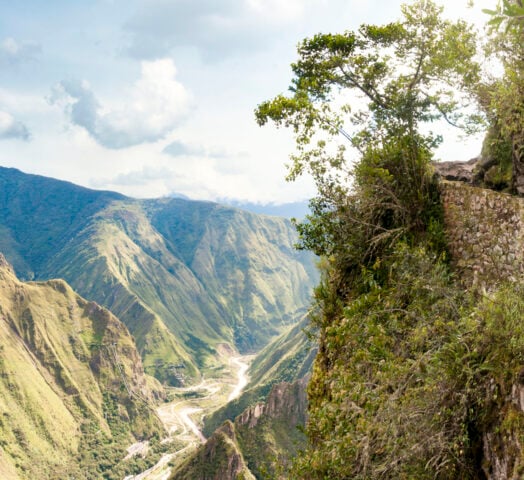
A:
236;376;308;429
172;377;309;480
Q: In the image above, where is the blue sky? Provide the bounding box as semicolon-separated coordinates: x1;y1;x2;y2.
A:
0;0;493;203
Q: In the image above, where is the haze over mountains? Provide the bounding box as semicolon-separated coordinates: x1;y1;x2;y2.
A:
0;167;317;385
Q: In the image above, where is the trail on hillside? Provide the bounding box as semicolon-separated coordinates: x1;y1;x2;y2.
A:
126;354;251;479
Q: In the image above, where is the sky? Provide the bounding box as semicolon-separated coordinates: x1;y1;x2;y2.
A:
0;0;495;204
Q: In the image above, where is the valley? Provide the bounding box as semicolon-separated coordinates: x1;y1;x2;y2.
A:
127;354;252;479
0;168;317;479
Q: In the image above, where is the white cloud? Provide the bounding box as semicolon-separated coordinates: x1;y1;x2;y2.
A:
123;0;356;61
49;59;191;149
0;111;30;141
91;165;173;187
163;140;233;159
0;37;41;65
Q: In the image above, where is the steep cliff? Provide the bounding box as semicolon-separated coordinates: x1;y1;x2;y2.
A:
175;377;309;480
234;377;308;479
294;181;524;479
0;254;164;479
171;421;255;480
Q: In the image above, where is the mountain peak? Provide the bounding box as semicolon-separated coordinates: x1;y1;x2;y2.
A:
0;252;14;273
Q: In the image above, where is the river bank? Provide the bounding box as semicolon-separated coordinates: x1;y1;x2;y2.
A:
125;354;251;479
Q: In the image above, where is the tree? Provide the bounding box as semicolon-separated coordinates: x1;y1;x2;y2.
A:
255;2;488;478
256;0;480;288
482;0;524;194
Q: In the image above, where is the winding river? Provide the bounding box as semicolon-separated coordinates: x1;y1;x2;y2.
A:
125;354;251;479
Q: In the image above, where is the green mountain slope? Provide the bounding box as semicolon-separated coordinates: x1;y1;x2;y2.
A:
0;167;318;383
204;315;316;437
0;167;123;279
146;198;317;351
0;254;164;479
174;378;309;480
172;421;256;480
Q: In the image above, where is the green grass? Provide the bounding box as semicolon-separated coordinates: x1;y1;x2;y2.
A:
0;261;164;479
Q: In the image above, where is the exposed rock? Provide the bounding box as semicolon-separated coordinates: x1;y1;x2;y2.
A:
482;376;524;480
433;157;478;183
236;376;308;429
0;253;13;273
171;420;255;480
173;377;309;480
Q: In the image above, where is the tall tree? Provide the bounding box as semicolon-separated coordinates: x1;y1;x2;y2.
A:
256;1;486;478
256;0;480;277
483;0;524;193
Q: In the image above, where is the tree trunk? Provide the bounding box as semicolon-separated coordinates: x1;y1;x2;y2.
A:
512;134;524;195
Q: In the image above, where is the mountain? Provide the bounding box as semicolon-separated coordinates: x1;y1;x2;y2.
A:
172;377;309;480
170;193;311;219
217;200;310;220
0;167;318;383
0;254;164;479
172;421;256;480
203;315;316;437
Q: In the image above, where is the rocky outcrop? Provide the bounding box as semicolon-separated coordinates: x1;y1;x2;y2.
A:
433;157;478;183
433;155;513;192
236;376;308;429
173;377;309;480
171;421;255;480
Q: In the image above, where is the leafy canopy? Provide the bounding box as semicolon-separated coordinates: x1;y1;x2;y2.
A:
256;0;480;275
481;0;524;194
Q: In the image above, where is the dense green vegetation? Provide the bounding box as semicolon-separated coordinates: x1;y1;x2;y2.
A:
481;0;524;194
256;0;524;478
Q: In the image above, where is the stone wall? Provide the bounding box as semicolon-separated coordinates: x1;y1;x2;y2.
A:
440;181;524;287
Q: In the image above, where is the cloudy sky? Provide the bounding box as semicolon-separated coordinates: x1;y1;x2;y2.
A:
0;0;493;204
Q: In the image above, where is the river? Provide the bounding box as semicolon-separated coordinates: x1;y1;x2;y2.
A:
125;354;251;479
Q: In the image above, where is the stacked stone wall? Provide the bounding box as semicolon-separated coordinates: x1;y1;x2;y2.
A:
440;181;524;287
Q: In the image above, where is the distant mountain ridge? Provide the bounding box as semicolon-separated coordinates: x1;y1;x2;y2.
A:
169;192;310;219
0;167;318;384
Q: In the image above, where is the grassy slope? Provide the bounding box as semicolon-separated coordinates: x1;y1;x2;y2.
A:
0;256;164;479
203;315;316;437
0;168;318;384
147;198;318;352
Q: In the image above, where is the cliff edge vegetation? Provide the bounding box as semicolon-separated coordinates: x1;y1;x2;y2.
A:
256;1;524;478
